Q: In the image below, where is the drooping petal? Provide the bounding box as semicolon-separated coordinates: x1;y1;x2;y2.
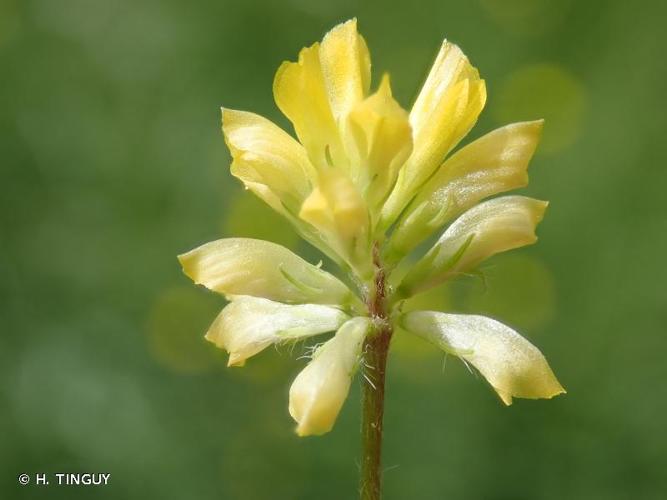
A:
299;169;372;279
397;196;547;297
344;75;412;218
319;18;371;121
222;108;316;214
381;41;486;229
289;317;371;436
178;238;359;308
273;43;346;171
386;120;543;261
206;296;349;367
400;311;565;404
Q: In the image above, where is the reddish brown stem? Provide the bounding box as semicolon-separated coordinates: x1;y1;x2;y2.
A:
360;243;393;500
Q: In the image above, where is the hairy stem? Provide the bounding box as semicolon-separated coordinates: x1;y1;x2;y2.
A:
360;244;393;500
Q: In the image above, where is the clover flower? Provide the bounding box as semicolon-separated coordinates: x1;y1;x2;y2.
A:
179;17;564;497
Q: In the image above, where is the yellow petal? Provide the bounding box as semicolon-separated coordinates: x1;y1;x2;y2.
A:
206;296;349;367
289;317;371;436
319;18;371;121
381;41;486;229
299;169;372;278
398;196;547;297
401;311;565;404
344;75;412;218
222;108;316;213
273;18;371;174
387;120;543;261
410;41;473;136
178;238;359;307
273;43;347;171
221;108;341;261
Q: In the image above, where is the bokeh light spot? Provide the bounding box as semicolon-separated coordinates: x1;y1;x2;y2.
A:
458;253;556;332
480;0;572;37
224;191;299;250
493;63;586;153
229;342;299;384
391;285;453;382
0;0;21;48
147;287;223;374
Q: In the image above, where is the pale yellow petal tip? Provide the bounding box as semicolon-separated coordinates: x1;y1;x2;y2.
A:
289;404;332;437
203;329;215;343
529;199;550;224
220;107;230;130
220;106;231;123
499;392;513;406
537;385;567;402
378;73;392;93
177;251;208;288
326;18;358;35
516;118;545;144
295;426;308;437
440;38;456;52
272;60;293;94
534;120;545;142
294;421;332;437
204;330;246;367
320;18;359;51
498;385;567;406
227;353;246;368
438;39;477;73
220;107;243;134
538;200;550;219
279;42;319;74
176;252;196;281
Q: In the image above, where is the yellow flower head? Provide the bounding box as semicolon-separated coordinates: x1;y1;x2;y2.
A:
179;19;564;437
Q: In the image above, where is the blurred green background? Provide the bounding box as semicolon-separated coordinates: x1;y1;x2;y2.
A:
2;0;666;498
